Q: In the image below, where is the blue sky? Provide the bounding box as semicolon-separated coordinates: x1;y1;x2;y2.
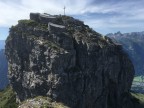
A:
0;0;144;40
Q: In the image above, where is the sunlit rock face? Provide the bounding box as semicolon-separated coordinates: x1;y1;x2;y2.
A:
5;13;134;108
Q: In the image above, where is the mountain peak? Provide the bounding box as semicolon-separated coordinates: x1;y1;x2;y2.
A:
5;13;134;108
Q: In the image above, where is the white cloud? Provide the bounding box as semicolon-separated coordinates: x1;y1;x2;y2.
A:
0;0;144;34
0;0;90;27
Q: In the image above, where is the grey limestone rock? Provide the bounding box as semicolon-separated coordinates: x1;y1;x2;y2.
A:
5;13;135;108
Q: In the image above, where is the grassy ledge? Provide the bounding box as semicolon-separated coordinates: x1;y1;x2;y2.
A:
0;86;18;108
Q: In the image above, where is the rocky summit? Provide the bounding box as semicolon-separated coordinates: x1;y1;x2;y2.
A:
5;13;135;108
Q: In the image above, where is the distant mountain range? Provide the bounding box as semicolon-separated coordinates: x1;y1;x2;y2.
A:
0;40;5;49
0;40;8;89
0;49;8;89
107;31;144;76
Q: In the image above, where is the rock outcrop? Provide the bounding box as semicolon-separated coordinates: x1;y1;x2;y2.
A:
5;13;135;108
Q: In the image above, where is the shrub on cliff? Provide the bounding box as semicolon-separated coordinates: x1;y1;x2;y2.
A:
18;20;38;27
0;86;18;108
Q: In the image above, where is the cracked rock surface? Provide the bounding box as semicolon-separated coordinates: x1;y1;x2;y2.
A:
5;13;134;108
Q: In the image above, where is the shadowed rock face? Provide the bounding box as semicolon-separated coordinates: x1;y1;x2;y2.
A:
5;13;134;108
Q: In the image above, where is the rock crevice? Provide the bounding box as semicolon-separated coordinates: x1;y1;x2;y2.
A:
5;13;134;108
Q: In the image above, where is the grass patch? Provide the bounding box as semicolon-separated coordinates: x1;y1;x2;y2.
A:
19;96;69;108
18;19;48;30
131;92;144;108
0;86;18;108
18;19;38;27
132;93;144;102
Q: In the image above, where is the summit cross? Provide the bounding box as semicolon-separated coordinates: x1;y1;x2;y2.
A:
64;6;66;15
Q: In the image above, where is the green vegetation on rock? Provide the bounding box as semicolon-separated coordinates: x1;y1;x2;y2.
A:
19;96;69;108
131;92;144;108
18;19;38;27
0;86;18;108
132;93;144;103
18;19;48;30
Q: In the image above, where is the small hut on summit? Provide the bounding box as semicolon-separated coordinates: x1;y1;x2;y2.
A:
30;13;57;24
30;13;66;32
48;22;66;32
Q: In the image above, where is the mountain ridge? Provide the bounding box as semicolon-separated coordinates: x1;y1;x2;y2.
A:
107;31;144;76
0;40;5;49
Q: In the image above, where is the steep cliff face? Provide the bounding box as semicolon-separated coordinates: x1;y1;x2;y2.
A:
5;13;134;108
